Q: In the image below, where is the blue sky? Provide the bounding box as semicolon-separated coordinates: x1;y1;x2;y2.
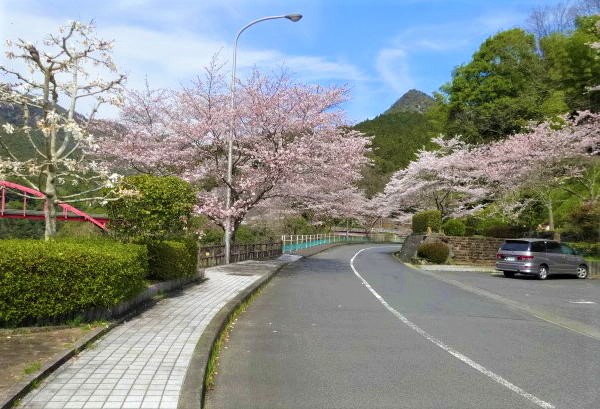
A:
0;0;562;122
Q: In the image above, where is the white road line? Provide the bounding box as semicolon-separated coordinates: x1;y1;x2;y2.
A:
350;247;555;409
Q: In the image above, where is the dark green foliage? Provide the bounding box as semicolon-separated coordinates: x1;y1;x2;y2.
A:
56;221;104;238
483;224;528;238
417;241;450;264
442;29;548;143
282;216;322;235
199;227;224;245
384;89;435;114
354;111;438;196
566;201;600;241
412;210;442;233
463;216;480;236
0;239;147;326
540;15;600;112
0;219;45;239
147;240;197;281
442;219;467;236
568;242;600;258
106;175;196;242
234;225;277;244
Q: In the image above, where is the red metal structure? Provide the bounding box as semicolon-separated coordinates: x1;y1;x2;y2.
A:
0;180;109;230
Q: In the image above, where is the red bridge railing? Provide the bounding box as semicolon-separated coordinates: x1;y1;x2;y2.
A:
0;180;108;230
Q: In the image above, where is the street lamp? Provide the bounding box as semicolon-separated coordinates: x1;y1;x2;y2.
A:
224;13;303;264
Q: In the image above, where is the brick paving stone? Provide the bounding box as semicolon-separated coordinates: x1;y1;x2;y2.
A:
19;267;265;409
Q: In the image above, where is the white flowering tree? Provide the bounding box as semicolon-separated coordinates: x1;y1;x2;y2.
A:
0;21;125;239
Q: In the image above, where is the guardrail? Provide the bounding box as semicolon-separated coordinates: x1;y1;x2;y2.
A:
281;233;368;253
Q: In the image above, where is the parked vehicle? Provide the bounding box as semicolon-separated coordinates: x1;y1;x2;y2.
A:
495;239;588;280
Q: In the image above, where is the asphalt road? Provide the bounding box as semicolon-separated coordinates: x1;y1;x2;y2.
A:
205;245;600;409
419;267;600;331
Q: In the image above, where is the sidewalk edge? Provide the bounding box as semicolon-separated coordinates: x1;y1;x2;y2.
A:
178;260;290;409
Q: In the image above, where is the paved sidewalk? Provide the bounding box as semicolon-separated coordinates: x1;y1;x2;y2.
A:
19;260;285;409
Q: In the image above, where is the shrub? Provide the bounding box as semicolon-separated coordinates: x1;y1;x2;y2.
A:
282;216;319;235
483;224;527;238
417;241;450;264
234;225;277;244
412;210;442;233
442;219;466;236
463;216;480;236
567;201;600;241
147;240;197;281
106;175;196;242
0;239;147;326
569;242;600;258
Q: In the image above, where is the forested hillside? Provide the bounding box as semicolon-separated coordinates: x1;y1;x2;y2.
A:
354;92;439;196
384;89;434;114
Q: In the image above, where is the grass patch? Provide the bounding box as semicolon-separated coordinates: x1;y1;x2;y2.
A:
204;283;267;390
23;361;42;375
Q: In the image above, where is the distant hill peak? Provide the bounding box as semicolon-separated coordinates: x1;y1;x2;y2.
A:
384;89;434;115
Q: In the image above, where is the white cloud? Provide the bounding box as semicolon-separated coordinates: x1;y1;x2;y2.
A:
375;48;414;95
0;5;368;119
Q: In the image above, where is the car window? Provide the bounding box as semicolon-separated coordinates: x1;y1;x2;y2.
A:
560;244;575;255
530;241;545;252
500;241;530;251
545;242;561;253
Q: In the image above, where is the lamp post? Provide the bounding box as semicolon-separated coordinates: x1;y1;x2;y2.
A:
224;13;302;264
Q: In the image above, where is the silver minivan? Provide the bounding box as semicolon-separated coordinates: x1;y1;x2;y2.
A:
496;239;589;279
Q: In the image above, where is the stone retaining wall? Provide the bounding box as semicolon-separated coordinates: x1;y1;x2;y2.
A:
445;236;504;264
445;236;599;276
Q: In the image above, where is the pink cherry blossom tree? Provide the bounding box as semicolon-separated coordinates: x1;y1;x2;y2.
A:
0;21;125;239
382;136;489;219
382;111;599;230
102;63;371;240
466;111;599;229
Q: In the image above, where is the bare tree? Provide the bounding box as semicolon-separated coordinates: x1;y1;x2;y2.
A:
527;0;600;39
527;1;579;38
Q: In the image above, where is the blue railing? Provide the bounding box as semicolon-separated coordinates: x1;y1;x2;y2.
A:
281;233;367;253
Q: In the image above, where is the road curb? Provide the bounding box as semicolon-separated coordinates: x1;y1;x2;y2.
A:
178;259;294;409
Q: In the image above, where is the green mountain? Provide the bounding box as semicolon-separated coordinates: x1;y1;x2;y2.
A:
384;89;435;115
355;90;439;197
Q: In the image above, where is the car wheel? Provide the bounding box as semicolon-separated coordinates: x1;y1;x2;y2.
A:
503;271;514;278
576;265;588;279
537;265;549;280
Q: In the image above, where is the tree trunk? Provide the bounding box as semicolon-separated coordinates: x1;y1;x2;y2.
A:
546;200;555;231
44;170;57;240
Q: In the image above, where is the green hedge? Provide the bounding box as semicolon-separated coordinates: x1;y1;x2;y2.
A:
442;219;466;236
483;224;527;238
417;241;450;264
147;240;197;281
569;242;600;258
0;239;147;327
412;210;442;233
